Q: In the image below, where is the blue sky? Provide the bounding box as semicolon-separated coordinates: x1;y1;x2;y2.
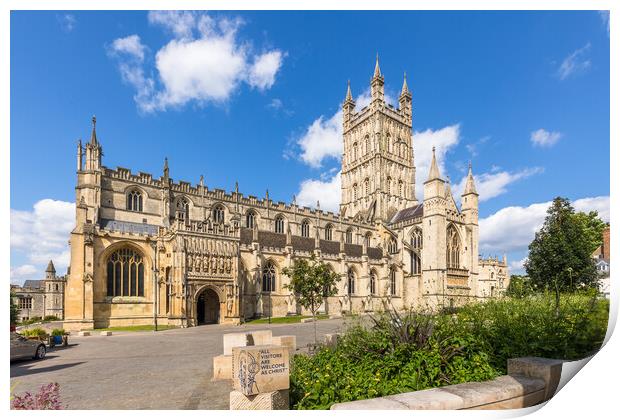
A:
10;10;610;283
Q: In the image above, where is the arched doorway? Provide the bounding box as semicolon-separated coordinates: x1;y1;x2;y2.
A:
196;288;220;325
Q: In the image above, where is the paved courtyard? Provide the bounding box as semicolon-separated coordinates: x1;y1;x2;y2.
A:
10;319;346;409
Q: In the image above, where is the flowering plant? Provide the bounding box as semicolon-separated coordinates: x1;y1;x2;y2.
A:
11;382;63;410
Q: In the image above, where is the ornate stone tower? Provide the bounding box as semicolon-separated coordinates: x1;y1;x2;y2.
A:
340;56;417;223
44;260;66;319
422;148;447;305
461;163;480;294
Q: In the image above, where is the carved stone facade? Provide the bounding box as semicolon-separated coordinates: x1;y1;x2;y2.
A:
63;59;508;331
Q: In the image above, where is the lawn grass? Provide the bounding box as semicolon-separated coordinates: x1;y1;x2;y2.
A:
92;325;178;332
245;314;330;324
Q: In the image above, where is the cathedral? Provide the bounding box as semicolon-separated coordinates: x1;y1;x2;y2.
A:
64;58;508;331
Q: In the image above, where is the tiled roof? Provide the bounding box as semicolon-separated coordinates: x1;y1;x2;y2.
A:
390;204;424;224
22;280;44;290
320;240;340;255
292;236;315;251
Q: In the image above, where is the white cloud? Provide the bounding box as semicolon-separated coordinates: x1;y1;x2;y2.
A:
57;14;76;33
413;124;461;198
10;265;39;283
110;34;147;61
11;199;75;283
296;171;342;213
530;128;562;147
599;11;610;36
292;90;397;168
248;51;284;90
479;195;609;255
509;258;527;272
454;167;543;202
558;43;592;80
109;12;284;112
297;111;343;168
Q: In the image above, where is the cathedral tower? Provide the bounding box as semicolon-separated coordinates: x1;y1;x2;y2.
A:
340;56;416;223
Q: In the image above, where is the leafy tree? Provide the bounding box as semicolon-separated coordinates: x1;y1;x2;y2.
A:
283;253;340;345
505;275;534;298
10;290;19;326
524;197;602;303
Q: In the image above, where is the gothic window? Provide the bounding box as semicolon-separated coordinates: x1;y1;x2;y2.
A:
411;228;422;275
387;177;392;195
389;267;397;295
369;271;377;295
386;133;391;153
353;142;358;161
398;180;403;196
262;262;276;293
347;268;356;295
365;136;371;154
55;284;59;291
301;220;310;237
325;224;333;241
246;211;256;229
364;178;369;196
275;215;285;234
212;205;225;224
346;228;353;244
388;237;398;254
126;189;143;212
353;184;358;201
447;225;461;269
176;197;189;222
106;248;145;297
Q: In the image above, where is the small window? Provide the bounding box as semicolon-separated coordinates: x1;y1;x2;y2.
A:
364;178;369;196
262;262;276;293
369;271;376;295
127;189;143;212
275;215;285;234
18;297;33;309
325;224;333;241
246;211;256;229
353;184;358;201
176;198;189;222
387;177;392;195
389;268;397;296
301;220;310;238
398;180;403;196
213;205;225;224
347;268;356;295
364;232;372;247
346;228;353;244
388;237;398;254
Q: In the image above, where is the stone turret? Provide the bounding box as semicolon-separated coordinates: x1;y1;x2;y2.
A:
45;260;56;280
422;147;448;305
399;72;412;124
370;54;385;104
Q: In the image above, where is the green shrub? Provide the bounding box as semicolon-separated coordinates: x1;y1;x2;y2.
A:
51;328;66;336
290;311;499;409
43;315;59;322
20;327;48;338
456;291;608;372
290;292;609;409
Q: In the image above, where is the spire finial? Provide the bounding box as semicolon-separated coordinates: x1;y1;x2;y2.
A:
163;157;169;179
401;71;409;95
90;115;98;144
345;79;352;101
463;160;478;195
427;146;441;181
374;53;381;77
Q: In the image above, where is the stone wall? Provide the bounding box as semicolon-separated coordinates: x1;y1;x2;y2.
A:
331;357;563;410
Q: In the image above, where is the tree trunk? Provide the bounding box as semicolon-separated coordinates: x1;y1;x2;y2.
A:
311;300;317;347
